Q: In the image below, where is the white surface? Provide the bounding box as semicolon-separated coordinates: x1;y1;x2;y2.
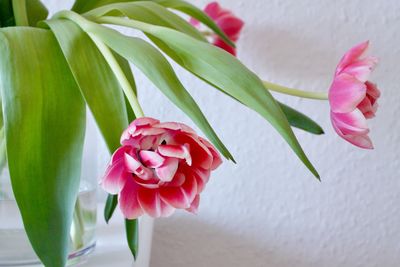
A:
42;1;400;267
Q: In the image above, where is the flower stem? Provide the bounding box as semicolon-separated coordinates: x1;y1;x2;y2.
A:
90;34;145;118
263;81;328;100
71;199;85;250
12;0;29;26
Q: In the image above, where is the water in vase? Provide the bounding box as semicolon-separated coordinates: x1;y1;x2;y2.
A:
0;179;97;266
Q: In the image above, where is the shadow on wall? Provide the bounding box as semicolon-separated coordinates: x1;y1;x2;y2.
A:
150;215;308;267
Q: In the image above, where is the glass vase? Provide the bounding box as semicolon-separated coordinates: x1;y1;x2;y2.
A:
0;115;99;266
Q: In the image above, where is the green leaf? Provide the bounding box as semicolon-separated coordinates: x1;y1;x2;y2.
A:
125;219;139;260
71;0;125;13
85;1;206;42
55;11;234;161
44;19;129;152
278;102;324;135
104;194;118;223
26;0;48;26
43;19;135;223
93;17;319;178
0;0;15;27
151;0;235;47
94;26;234;161
0;27;86;267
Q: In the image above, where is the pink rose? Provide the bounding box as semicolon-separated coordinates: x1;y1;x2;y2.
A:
329;41;380;149
191;2;244;56
101;117;222;219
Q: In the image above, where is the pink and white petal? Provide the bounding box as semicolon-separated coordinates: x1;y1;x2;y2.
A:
174;134;213;169
204;2;223;20
165;172;186;187
357;97;375;119
160;199;176;217
366;81;381;100
158;144;192;165
124;152;142;173
331;114;374;149
341;56;378;82
120;123;137;144
139;150;165;168
101;159;127;194
137;189;162;218
336;41;369;74
133;117;159;127
135;127;165;137
155;122;197;136
110;146;129;164
344;134;374;149
186;195;200;214
329;73;367;113
199;138;222;170
181;175;198;203
139;135;159;150
155;157;179;182
331;109;369;135
124;153;153;180
216;15;244;41
119;178;144;219
159;186;190;209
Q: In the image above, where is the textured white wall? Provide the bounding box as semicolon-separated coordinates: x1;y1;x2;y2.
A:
43;1;400;266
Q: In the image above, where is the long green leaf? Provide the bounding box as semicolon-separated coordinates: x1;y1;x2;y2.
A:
44;19;129;152
0;27;86;267
43;19;135;223
72;0;233;46
125;219;139;259
278;102;324;135
85;1;206;41
54;11;234;161
93;17;319;178
26;0;48;26
71;0;128;13
151;0;235;47
0;0;15;27
104;194;118;223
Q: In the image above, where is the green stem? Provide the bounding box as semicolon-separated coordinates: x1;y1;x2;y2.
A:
53;11;144;118
12;0;29;26
263;81;328;100
90;34;145;118
71;199;85;250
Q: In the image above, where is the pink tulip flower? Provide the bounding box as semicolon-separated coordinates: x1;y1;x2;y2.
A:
329;41;380;149
101;117;222;219
191;2;244;56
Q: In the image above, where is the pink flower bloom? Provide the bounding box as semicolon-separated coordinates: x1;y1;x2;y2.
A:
102;117;222;219
191;2;244;56
329;41;380;149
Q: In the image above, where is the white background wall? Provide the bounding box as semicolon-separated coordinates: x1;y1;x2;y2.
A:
45;1;400;266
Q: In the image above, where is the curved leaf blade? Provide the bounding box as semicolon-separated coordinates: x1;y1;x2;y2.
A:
104;194;118;223
44;19;129;152
26;0;48;26
278;102;324;135
91;25;234;161
53;12;234;161
125;219;139;260
0;27;86;267
43;19;135;222
85;2;206;42
152;0;235;47
95;18;318;178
